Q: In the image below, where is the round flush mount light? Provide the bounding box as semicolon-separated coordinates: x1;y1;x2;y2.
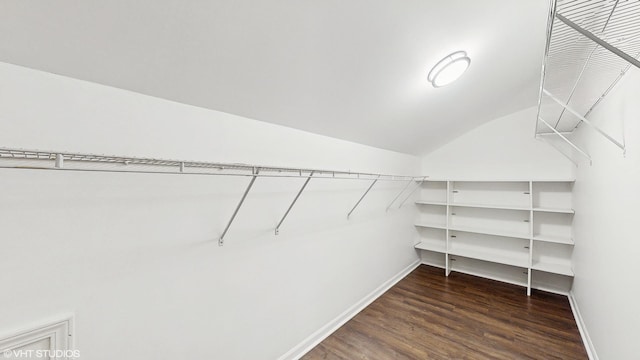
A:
428;51;471;88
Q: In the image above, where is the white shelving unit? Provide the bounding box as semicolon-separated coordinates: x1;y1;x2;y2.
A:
413;180;575;296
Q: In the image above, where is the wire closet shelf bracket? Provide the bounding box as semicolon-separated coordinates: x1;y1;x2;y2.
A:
0;147;426;246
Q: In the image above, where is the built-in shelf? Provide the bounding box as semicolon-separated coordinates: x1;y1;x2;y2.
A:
449;248;529;269
415;200;447;206
415;223;530;241
531;270;573;295
414;241;446;253
449;256;529;288
533;234;574;245
449;225;530;240
450;202;530;211
414;222;447;230
415;201;575;214
416;199;530;211
532;262;574;277
413;179;575;296
533;207;575;214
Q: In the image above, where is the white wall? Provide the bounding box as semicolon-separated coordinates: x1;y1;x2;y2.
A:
570;68;640;360
0;63;420;360
421;106;575;179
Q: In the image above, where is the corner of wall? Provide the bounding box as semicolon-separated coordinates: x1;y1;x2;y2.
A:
568;291;599;360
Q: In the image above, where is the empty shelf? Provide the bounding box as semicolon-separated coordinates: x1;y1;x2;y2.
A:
532;262;574;277
414;241;446;253
449;225;530;240
415;200;447;206
533;235;574;245
533;207;575;214
450;202;530;211
414;223;447;230
449;248;529;268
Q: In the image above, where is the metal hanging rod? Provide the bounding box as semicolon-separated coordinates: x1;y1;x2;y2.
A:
0;147;421;182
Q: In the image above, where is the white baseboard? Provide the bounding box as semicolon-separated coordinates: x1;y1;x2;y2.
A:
568;291;598;360
277;259;421;360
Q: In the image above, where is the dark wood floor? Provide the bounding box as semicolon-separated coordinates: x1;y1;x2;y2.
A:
303;265;587;360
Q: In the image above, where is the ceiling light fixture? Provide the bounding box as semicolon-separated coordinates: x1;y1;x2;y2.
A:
428;51;471;88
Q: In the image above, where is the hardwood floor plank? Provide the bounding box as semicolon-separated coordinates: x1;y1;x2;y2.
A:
302;265;587;360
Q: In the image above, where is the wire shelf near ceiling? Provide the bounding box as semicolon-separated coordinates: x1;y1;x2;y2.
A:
537;0;640;135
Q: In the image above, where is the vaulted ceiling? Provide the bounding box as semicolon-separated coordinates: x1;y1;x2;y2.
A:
0;0;550;155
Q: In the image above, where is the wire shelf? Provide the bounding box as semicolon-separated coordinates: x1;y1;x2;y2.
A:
537;0;640;134
0;147;426;245
0;147;423;182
